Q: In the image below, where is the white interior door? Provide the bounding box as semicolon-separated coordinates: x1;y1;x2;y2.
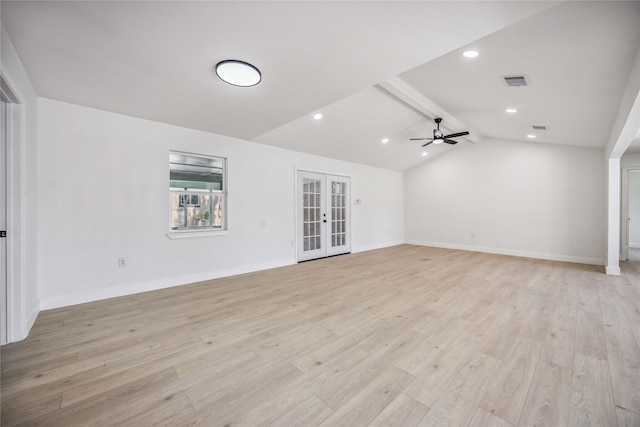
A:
629;170;640;253
298;171;326;261
326;175;351;257
1;98;8;345
297;171;350;262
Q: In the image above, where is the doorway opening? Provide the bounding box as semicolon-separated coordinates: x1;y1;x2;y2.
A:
622;168;640;262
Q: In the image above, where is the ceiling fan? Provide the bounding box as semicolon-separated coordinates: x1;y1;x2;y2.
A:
410;118;469;147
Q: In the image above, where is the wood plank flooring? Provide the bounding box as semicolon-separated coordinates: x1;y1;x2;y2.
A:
2;245;639;426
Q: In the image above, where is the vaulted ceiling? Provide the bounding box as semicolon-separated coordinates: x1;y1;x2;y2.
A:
3;1;640;171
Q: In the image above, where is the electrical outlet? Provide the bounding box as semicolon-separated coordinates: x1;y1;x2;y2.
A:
118;257;126;267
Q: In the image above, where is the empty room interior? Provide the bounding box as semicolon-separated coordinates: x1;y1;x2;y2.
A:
2;1;640;426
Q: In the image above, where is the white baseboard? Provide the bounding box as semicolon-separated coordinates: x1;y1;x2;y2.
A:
406;240;604;266
7;299;40;344
38;242;407;311
26;300;40;334
40;258;297;311
605;265;621;276
352;240;404;254
35;240;611;311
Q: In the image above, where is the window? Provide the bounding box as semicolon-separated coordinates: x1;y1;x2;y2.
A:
169;152;226;233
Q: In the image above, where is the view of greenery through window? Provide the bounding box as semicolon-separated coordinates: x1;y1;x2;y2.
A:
169;152;225;231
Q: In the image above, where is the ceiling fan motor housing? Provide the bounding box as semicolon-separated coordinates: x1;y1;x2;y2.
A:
409;117;468;147
434;118;443;138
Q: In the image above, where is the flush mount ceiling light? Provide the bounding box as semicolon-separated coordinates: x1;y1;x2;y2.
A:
313;113;323;120
527;134;537;139
463;50;479;58
215;60;261;87
421;152;428;156
505;108;518;114
381;138;389;144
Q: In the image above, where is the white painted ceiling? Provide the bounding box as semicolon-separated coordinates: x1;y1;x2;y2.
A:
3;1;640;170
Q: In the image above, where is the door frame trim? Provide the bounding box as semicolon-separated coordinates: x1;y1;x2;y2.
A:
621;167;640;261
1;72;27;344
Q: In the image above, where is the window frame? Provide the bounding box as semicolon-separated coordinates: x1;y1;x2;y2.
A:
166;151;228;239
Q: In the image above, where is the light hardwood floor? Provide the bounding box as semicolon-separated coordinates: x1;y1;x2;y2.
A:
2;245;640;426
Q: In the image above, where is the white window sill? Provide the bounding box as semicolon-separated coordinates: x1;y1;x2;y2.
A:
166;229;228;239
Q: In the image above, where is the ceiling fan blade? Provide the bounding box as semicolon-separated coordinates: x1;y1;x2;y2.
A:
410;137;432;141
443;131;469;139
443;139;458;145
421;141;434;147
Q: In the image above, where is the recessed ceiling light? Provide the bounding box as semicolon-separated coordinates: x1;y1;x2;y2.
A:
505;108;518;114
381;138;389;144
463;50;479;58
421;152;428;157
313;113;323;120
215;60;261;87
527;134;536;139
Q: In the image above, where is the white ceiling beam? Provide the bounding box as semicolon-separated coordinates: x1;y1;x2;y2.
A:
378;76;484;144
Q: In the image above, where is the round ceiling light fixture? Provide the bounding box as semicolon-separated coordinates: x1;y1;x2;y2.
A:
463;50;479;58
215;60;261;87
313;113;323;120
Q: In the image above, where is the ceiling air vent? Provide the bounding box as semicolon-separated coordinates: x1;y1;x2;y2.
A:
532;125;547;131
502;75;528;87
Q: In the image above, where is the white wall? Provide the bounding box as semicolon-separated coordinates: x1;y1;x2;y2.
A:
404;138;605;265
622;152;640;169
37;98;404;309
629;171;640;247
1;25;39;341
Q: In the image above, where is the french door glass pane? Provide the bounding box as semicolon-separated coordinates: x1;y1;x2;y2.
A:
330;180;347;248
303;178;323;253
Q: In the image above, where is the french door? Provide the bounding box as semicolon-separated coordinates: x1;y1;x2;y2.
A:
297;171;351;262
